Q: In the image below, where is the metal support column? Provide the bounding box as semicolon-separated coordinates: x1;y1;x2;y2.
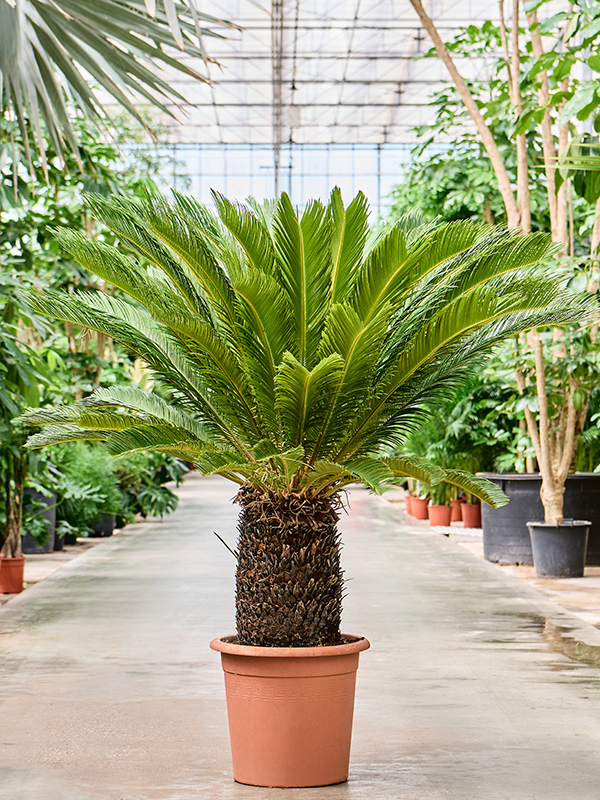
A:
272;0;284;196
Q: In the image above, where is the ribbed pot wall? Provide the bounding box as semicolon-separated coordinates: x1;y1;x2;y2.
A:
210;635;370;788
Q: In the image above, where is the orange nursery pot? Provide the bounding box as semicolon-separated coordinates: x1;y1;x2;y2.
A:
450;499;462;522
462;503;482;528
411;497;429;520
210;634;370;788
428;504;452;526
0;556;26;594
405;494;413;516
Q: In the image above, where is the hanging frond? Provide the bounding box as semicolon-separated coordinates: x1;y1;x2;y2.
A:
440;470;510;508
383;455;446;486
80;386;211;442
104;423;208;455
26;425;110;448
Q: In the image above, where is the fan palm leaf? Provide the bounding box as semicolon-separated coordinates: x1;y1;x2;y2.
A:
0;0;232;168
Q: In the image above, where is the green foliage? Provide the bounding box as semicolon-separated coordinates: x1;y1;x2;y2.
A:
388;143;506;225
428;481;454;506
388;9;600;243
20;189;595;507
50;442;123;530
405;367;534;475
21;489;54;546
115;450;187;521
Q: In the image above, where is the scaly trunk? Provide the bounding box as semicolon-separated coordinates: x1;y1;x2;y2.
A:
234;487;344;647
2;453;24;558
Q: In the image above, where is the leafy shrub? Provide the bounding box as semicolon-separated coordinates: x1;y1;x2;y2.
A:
115;451;187;522
51;442;123;530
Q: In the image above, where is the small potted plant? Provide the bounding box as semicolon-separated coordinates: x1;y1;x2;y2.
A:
20;190;588;786
411;481;430;520
428;482;453;526
462;492;482;528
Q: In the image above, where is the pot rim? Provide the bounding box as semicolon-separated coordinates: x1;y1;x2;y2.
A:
0;555;26;562
478;472;600;480
210;633;370;658
526;520;591;528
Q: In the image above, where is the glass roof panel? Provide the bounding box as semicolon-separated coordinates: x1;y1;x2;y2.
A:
166;0;502;146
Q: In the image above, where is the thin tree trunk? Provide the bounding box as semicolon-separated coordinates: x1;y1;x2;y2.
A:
526;7;560;240
409;0;521;226
516;332;566;522
234;487;344;647
500;0;531;230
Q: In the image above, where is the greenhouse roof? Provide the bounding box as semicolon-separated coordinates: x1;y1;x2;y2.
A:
166;0;501;148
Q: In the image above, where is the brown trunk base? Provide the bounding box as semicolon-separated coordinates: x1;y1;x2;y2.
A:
234;487;344;647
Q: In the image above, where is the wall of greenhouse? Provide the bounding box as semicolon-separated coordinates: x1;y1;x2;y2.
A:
154;142;419;217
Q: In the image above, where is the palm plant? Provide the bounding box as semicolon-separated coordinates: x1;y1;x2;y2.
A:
20;189;593;646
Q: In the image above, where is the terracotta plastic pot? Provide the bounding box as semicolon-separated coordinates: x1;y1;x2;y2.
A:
211;634;370;788
411;497;429;520
450;499;462;522
0;556;26;594
405;494;413;516
462;503;482;528
428;504;452;526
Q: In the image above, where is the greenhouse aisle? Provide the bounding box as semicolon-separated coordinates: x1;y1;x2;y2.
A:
1;475;600;800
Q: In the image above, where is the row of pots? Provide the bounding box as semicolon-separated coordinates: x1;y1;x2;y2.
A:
405;495;482;528
1;492;117;594
21;489;117;556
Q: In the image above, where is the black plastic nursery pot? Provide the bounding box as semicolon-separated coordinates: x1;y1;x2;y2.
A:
480;473;600;566
91;514;116;538
527;521;590;578
21;489;56;554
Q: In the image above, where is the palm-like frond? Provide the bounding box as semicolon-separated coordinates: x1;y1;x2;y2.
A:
328;188;370;304
22;189;596;507
1;0;232;168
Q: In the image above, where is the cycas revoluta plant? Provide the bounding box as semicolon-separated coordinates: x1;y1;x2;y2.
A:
20;189;593;646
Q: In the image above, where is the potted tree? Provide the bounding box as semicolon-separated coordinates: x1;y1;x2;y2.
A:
0;318;50;593
20;189;591;787
403;4;600;571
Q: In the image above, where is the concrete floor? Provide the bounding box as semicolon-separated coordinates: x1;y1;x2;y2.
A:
2;475;600;800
